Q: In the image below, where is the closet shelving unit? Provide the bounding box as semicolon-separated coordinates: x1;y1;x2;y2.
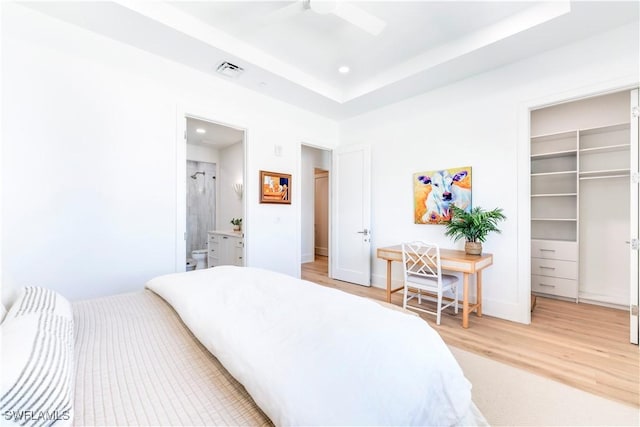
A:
530;130;578;239
530;130;579;300
530;119;631;305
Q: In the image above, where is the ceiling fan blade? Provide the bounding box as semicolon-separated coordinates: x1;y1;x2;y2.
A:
234;1;306;35
262;1;306;25
332;2;386;36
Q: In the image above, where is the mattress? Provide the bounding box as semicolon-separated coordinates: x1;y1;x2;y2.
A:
72;290;272;426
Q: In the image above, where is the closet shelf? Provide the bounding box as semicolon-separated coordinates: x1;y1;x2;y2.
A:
531;218;577;222
530;122;629;141
579;169;630;180
530;130;576;142
531;170;577;177
531;149;577;160
531;237;577;243
579;143;630;154
579;122;630;136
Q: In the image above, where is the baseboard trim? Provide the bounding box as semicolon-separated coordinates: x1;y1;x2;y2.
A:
301;253;314;264
315;247;328;257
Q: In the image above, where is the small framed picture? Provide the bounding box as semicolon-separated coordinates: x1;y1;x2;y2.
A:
260;170;291;204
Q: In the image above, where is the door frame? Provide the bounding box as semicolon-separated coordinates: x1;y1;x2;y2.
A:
175;105;248;272
298;142;333;279
630;88;639;344
516;76;639;326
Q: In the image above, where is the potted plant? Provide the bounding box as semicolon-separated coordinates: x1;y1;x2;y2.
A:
444;205;506;255
230;218;242;232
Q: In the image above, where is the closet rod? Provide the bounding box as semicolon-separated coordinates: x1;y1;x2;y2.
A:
579;174;628;181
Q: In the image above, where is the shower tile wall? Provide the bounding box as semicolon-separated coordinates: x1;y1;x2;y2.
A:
187;160;216;257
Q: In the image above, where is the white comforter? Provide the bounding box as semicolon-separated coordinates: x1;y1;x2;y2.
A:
146;266;472;426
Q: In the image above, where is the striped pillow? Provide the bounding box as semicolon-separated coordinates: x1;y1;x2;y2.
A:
0;287;74;426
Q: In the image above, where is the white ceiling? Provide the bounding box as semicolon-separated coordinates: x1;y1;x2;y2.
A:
169;1;534;93
187;117;244;148
23;1;640;119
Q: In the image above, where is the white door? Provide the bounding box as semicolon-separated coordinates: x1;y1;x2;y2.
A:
630;88;639;345
331;145;371;286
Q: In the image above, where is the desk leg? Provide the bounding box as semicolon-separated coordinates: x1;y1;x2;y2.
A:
477;270;483;317
462;272;470;329
386;260;392;303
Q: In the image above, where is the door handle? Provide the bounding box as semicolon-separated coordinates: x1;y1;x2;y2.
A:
356;229;369;236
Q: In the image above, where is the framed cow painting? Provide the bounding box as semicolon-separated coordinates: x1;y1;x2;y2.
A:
413;166;472;224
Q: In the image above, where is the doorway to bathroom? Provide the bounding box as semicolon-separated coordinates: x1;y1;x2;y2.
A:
184;117;245;271
186;159;216;270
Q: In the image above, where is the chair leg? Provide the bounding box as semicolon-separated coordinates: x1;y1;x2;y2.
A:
454;285;459;314
418;290;422;305
403;285;408;310
436;292;443;325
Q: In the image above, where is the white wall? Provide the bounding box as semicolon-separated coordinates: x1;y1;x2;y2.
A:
187;143;219;164
340;22;639;323
1;4;338;301
217;141;244;231
301;146;331;263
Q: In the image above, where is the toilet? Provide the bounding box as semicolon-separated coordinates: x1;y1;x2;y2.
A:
185;258;196;271
191;249;208;270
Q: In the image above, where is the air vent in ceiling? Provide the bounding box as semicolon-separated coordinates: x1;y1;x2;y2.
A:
216;61;244;78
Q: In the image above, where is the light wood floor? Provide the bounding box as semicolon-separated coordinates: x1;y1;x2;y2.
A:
302;256;640;408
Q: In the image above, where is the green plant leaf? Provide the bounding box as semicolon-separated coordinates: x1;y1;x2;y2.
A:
444;205;506;243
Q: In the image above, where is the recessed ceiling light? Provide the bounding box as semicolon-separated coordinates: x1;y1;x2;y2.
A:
338;66;350;74
196;128;206;134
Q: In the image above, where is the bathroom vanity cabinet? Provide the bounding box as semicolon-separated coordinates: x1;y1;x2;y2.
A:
208;231;244;267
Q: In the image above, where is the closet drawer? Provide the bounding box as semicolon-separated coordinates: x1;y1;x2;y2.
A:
531;275;578;298
208;233;219;243
531;239;577;261
531;258;577;280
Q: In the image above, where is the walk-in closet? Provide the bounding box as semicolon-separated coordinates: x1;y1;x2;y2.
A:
530;89;639;343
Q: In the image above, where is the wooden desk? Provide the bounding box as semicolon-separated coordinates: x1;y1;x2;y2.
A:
376;245;493;328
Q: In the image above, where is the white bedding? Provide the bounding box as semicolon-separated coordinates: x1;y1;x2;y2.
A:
146;266;474;426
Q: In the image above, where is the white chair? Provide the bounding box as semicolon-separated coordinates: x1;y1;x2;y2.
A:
401;241;459;325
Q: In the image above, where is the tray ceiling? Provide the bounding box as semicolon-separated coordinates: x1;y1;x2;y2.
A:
21;1;640;119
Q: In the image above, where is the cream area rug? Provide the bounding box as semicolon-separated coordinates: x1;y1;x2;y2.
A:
450;346;640;426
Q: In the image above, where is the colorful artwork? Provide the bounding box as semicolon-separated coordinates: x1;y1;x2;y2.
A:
414;166;472;224
260;170;291;204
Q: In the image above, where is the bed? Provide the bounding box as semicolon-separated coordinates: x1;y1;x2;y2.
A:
1;266;487;426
